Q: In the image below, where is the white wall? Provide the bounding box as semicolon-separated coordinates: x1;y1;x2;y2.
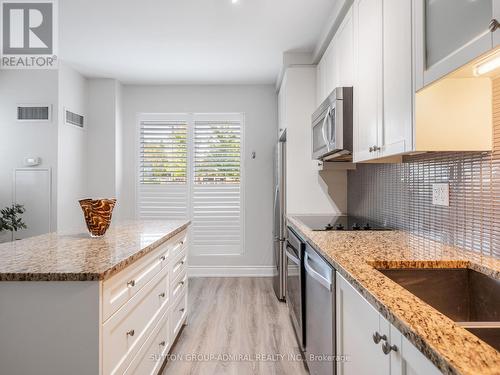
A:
87;79;118;198
121;85;277;274
282;66;347;215
0;70;58;241
57;63;89;233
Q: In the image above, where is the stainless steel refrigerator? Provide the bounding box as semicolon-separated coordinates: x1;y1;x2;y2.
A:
273;129;287;301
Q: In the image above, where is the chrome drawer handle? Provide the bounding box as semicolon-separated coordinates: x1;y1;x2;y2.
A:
382;341;398;355
179;308;185;312
490;19;500;32
159;292;166;298
372;332;387;344
159;341;166;347
126;329;135;337
127;280;136;288
160;255;166;261
180;240;184;245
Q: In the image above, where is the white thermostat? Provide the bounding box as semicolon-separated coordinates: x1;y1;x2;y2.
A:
24;157;41;167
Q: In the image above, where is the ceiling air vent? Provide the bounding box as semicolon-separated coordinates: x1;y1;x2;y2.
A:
17;104;51;121
65;109;84;128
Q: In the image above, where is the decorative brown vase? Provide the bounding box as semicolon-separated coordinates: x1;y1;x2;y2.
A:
79;198;116;237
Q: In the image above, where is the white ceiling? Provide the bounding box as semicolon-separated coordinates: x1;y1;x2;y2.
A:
59;0;335;84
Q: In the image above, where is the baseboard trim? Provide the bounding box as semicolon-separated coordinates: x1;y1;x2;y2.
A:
188;266;276;278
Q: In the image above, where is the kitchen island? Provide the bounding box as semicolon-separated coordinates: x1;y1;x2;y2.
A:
0;220;189;375
288;215;500;375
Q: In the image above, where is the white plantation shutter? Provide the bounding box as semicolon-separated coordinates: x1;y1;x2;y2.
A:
192;115;243;255
136;113;244;256
137;117;189;220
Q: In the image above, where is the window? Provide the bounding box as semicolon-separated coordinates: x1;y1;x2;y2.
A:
137;113;244;256
137;115;189;220
139;120;188;184
194;121;241;184
192;114;243;256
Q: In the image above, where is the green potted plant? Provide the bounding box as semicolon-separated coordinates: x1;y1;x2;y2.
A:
0;204;27;241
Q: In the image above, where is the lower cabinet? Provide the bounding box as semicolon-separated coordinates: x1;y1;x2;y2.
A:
102;229;189;375
336;272;441;375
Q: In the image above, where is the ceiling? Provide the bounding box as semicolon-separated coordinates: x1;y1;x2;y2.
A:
59;0;335;84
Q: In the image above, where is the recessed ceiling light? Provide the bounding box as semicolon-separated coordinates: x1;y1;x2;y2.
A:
232;0;239;3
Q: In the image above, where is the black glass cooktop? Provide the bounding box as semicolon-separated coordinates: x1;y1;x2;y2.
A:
295;215;392;231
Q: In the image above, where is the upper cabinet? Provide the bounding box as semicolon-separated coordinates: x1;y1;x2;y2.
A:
352;0;494;163
352;0;383;162
316;8;354;106
415;0;500;90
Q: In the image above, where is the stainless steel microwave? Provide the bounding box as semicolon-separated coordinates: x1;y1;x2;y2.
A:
311;87;353;161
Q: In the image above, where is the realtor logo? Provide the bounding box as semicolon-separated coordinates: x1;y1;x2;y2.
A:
1;0;58;69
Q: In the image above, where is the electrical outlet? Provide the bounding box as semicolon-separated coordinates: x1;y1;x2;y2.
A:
432;183;449;206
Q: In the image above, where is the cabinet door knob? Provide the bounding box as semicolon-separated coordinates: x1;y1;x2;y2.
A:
179;307;185;312
179;280;185;286
369;146;374;153
372;331;387;344
490;19;500;32
159;292;166;298
160;255;166;261
382;341;398;355
126;329;135;337
159;341;166;347
127;280;136;288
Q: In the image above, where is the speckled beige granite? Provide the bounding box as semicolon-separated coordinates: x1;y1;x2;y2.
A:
0;220;190;281
288;215;500;375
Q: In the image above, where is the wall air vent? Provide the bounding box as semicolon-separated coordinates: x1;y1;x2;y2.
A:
17;104;51;122
65;109;84;128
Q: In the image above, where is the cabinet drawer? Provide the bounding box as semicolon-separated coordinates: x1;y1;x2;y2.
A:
170;230;188;259
170;291;188;341
171;271;187;303
102;266;169;375
102;244;170;322
123;308;170;375
170;248;187;283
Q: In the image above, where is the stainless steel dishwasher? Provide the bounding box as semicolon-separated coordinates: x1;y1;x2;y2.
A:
304;243;335;375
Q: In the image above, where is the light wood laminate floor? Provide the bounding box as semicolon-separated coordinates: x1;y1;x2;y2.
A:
162;277;309;375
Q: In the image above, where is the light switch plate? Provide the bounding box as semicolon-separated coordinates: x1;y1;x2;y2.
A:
432;183;449;206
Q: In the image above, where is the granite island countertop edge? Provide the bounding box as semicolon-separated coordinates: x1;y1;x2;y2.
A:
0;220;190;282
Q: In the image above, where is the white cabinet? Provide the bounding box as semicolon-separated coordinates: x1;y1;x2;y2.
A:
415;0;500;90
316;8;354;106
317;42;336;105
353;0;493;163
381;0;413;157
336;10;354;88
353;0;383;162
336;272;389;375
390;325;442;375
336;272;442;375
353;0;413;162
278;85;286;133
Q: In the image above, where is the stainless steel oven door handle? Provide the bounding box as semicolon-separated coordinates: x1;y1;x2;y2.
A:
285;246;300;265
304;253;332;291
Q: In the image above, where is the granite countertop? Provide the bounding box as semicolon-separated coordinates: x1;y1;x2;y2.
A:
0;220;190;282
287;215;500;375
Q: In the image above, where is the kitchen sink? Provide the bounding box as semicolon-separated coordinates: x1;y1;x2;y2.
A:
377;268;500;351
